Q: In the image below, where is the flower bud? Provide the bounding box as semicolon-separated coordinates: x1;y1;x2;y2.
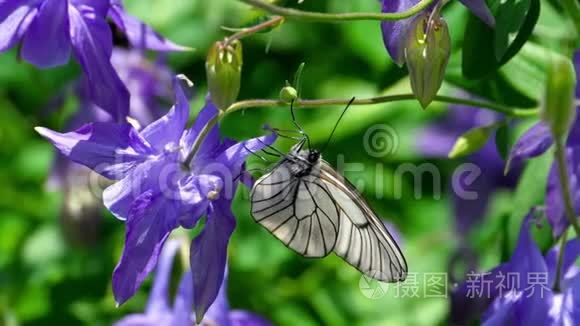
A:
206;40;243;110
541;56;577;141
279;86;298;103
448;125;494;159
404;13;451;109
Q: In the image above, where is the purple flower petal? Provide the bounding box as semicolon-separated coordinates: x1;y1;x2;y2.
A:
178;174;223;228
380;0;418;66
190;199;236;323
545;239;580;288
108;2;189;52
458;0;495;27
140;76;191;151
450;263;510;325
21;0;70;67
35;123;153;180
509;213;548;281
112;191;180;305
0;0;38;52
545;148;580;237
203;268;231;326
216;133;277;171
69;2;129;121
145;239;180;315
103;157;180;220
482;290;519;326
171;271;194;325
114;314;160;326
70;0;110;16
506;122;553;172
181;97;220;159
229;311;272;326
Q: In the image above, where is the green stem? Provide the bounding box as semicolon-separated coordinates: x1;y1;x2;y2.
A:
226;94;539;117
554;138;580;237
226;16;284;45
182;94;537;166
552;229;568;292
182;112;223;168
239;0;435;22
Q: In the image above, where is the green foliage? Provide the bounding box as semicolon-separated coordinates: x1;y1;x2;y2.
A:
0;0;575;325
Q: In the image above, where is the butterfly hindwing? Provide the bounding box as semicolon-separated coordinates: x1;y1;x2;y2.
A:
251;162;338;258
250;153;407;282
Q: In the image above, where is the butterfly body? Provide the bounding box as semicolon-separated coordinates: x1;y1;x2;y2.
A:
250;142;408;282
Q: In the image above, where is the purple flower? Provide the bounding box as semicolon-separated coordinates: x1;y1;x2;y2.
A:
380;0;494;66
48;49;173;190
417;102;517;235
47;49;175;246
35;75;276;319
506;51;580;237
114;240;193;326
451;213;580;325
0;0;185;121
116;239;271;326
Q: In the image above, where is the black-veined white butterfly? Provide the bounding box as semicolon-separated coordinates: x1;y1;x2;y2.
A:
249;100;407;282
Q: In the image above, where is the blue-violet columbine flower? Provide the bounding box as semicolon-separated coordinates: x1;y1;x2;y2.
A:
451;213;580;325
35;75;276;320
0;0;186;121
380;0;495;66
115;239;271;326
48;49;174;245
505;51;580;237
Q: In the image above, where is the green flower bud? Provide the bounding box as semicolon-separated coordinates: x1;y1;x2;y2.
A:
206;40;243;110
448;125;494;159
542;56;577;141
404;13;451;109
279;86;298;103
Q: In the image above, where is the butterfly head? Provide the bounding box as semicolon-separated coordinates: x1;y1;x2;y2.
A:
307;149;320;164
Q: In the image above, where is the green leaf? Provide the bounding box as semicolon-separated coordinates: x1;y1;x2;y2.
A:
462;0;540;79
496;0;540;65
462;14;497;79
494;0;531;60
508;151;552;252
293;62;306;98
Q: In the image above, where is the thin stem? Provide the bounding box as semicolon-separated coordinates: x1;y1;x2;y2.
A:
182;112;223;168
226;94;539;118
182;94;537;166
226;16;284;45
554;138;580;237
552;229;568;292
239;0;435;22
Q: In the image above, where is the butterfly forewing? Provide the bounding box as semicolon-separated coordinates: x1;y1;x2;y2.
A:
251;162;338;258
250;153;407;282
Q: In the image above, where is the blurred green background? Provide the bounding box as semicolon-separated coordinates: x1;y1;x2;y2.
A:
0;0;572;325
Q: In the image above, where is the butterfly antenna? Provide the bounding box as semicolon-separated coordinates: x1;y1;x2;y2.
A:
290;99;312;150
321;97;355;153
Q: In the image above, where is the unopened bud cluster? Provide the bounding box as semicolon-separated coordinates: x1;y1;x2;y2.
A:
542;56;577;141
404;12;451;109
206;40;243;110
